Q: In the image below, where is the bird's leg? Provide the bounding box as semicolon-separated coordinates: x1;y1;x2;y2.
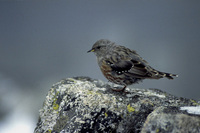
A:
111;86;127;92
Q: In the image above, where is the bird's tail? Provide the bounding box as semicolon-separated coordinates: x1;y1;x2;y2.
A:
157;71;178;79
149;67;178;79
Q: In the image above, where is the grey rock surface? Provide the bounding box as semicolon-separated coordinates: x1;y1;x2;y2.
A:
34;77;200;133
141;106;200;133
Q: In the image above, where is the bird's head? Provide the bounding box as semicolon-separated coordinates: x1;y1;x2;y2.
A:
87;39;112;56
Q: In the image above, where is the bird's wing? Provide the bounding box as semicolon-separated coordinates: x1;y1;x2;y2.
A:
110;59;150;77
110;60;133;73
105;50;151;78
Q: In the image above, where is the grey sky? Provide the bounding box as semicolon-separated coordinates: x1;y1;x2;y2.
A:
0;1;200;132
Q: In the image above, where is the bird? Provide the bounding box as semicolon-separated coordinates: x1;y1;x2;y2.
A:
87;39;178;92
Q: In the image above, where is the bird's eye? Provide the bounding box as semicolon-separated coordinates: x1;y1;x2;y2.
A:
96;46;101;49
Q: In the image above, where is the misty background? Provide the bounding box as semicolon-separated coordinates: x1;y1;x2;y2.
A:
0;1;200;132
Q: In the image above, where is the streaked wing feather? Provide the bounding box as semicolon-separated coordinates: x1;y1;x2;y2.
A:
108;47;150;77
111;60;133;72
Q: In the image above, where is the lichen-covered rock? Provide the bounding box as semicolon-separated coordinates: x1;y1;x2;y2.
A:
141;106;200;133
34;77;199;133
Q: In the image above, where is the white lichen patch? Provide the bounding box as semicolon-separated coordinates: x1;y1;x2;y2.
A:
180;106;200;115
60;79;127;115
137;90;166;98
75;117;85;124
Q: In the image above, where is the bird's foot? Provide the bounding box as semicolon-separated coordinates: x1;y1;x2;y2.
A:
111;86;128;93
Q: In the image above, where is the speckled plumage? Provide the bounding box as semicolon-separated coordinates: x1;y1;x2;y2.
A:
88;39;178;91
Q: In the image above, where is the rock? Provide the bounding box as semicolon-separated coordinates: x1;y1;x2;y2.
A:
141;106;200;133
34;77;200;133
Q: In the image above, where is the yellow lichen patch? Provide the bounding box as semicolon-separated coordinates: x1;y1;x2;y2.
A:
190;99;200;105
86;90;102;97
86;90;93;95
52;91;60;110
53;103;59;110
105;112;108;118
55;91;60;96
68;78;77;83
46;129;52;133
127;104;135;112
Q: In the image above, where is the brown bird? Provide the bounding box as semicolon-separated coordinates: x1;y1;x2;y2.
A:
88;39;178;92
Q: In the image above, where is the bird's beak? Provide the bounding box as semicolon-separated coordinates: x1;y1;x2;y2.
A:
87;48;95;53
